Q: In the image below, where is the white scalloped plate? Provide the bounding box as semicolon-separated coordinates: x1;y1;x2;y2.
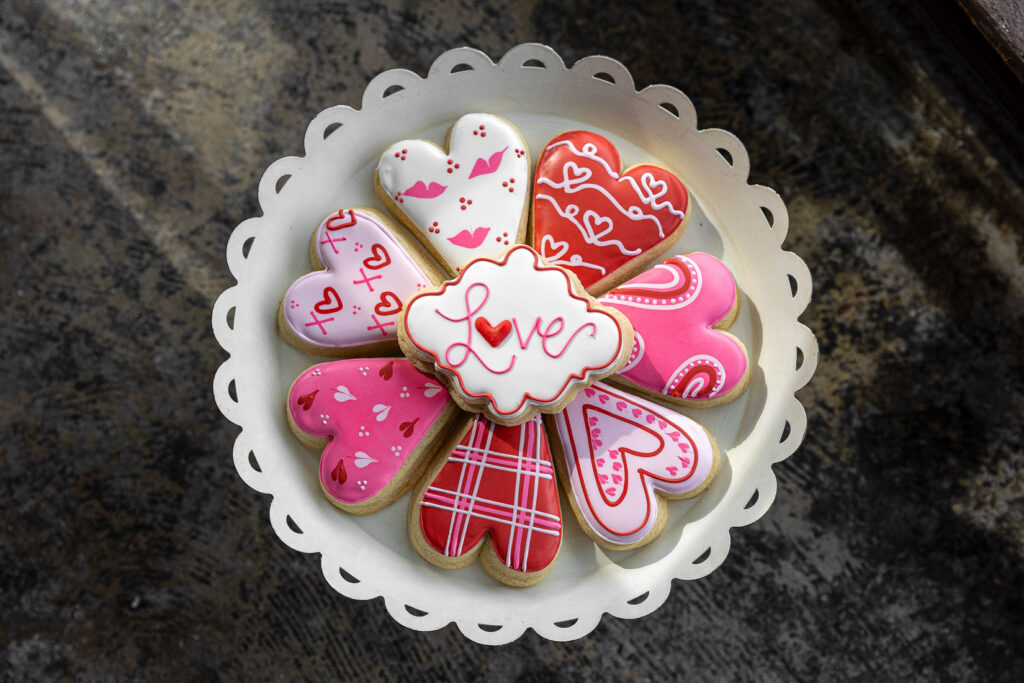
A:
212;44;817;644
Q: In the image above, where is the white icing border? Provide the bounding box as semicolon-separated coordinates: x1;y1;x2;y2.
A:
212;44;817;645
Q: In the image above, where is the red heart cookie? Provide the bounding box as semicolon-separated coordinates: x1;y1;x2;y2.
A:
413;415;562;584
532;131;690;295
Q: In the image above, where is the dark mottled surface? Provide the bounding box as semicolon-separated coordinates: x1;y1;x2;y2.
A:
2;0;1023;679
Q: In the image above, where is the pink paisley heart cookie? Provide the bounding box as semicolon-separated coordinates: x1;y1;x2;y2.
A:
287;358;460;514
279;208;438;356
532;130;690;295
601;253;750;406
410;414;562;587
547;381;719;549
375;113;531;274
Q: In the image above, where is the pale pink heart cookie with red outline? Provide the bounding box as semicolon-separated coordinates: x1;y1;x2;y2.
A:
546;381;719;550
532;130;690;296
410;414;562;587
287;358;461;514
279;208;436;356
375;113;531;275
398;245;633;426
601;252;750;407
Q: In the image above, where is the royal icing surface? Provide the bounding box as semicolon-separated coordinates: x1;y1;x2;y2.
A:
288;359;451;505
533;131;689;291
376;113;530;271
418;415;561;573
402;246;627;421
601;253;749;401
282;209;431;348
552;382;715;546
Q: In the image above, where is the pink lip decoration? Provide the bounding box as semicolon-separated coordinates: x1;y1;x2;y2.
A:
447;227;490;248
467;147;507;179
403;181;447;199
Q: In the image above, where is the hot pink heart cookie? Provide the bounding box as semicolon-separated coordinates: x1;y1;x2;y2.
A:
375;113;531;274
601;253;750;406
287;358;460;514
532;130;690;295
548;382;719;549
279;208;434;356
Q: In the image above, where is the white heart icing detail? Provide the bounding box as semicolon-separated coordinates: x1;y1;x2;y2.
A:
333;385;355;402
562;161;591;189
422;382;443;398
540;234;570;261
582;210;614;241
353;451;377;469
371;404;391;422
640;172;668;201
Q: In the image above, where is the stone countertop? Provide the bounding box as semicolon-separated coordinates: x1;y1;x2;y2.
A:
2;0;1022;679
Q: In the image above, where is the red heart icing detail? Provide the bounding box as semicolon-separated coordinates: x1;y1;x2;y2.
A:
374;291;402;316
533;131;689;292
296;389;318;411
598;394;610;404
474;316;512;347
313;287;343;314
616;401;627;411
363;243;392;270
633;408;642;418
585;388;596;398
326;209;357;231
331;458;347;484
601;253;749;404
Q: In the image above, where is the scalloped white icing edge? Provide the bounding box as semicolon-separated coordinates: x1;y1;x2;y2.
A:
211;43;818;645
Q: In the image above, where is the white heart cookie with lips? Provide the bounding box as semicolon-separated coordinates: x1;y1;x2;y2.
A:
279;209;433;355
375;113;530;273
547;381;719;550
399;245;633;425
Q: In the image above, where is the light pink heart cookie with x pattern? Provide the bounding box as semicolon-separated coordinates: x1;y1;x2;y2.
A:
287;358;458;513
376;113;530;273
549;382;718;549
280;209;432;354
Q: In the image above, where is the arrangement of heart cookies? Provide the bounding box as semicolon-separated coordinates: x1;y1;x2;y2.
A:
278;114;749;586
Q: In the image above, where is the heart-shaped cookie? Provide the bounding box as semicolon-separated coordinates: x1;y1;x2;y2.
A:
411;414;562;586
601;253;750;406
375;113;530;274
532;130;690;295
548;382;718;549
287;358;459;513
279;209;433;356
